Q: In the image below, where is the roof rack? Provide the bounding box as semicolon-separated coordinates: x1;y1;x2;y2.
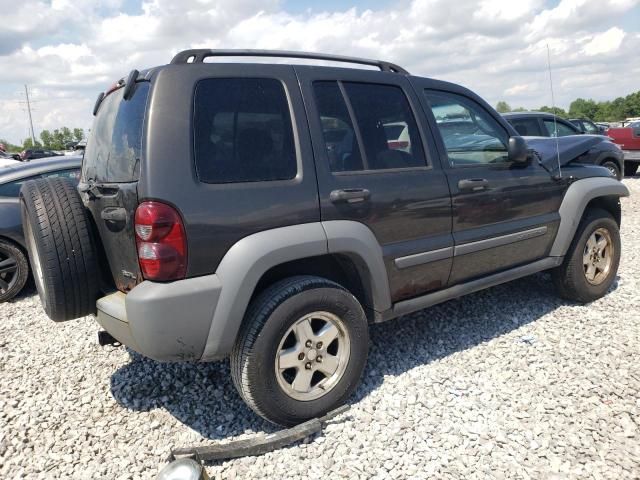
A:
170;49;409;74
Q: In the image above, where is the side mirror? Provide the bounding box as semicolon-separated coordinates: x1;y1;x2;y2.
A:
508;136;528;164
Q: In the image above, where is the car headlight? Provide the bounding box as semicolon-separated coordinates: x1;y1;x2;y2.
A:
156;458;209;480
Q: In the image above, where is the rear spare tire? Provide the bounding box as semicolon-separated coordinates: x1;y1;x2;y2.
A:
20;177;100;321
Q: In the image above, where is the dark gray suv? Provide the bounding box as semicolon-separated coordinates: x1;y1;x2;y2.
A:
21;50;629;426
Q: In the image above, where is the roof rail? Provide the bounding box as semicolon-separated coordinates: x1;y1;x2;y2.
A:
170;49;409;74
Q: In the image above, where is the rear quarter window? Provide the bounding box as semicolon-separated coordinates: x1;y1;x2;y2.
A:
83;82;150;183
193;78;297;183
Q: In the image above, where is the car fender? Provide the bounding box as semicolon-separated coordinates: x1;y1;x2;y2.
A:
201;220;390;360
549;177;629;257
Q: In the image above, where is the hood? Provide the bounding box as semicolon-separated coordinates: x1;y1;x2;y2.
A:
524;135;604;168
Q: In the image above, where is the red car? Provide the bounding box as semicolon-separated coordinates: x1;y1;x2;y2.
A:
607;121;640;176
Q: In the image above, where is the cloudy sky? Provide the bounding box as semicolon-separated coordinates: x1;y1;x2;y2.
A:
0;0;638;145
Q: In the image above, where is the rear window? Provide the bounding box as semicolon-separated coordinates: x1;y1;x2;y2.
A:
83;82;150;183
193;78;297;183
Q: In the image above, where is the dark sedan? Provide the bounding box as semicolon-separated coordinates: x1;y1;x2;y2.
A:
0;156;82;302
502;112;624;179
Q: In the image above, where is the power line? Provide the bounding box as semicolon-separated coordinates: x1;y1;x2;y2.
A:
24;85;36;146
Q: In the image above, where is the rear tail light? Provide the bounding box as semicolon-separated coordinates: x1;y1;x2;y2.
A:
134;201;187;281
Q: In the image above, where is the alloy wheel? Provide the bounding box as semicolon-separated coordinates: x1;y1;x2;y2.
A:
275;311;351;401
583;227;614;285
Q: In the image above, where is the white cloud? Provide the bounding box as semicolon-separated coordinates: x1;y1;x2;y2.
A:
582;27;626;55
0;0;639;145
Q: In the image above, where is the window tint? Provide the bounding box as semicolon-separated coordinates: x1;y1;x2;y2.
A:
313;81;364;172
43;168;81;182
83;82;149;183
582;121;599;134
0;169;79;197
508;118;543;137
194;78;297;183
425;91;508;167
0;176;35;197
342;82;426;170
544;119;578;137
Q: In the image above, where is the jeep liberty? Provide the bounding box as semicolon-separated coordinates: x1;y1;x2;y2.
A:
20;50;629;426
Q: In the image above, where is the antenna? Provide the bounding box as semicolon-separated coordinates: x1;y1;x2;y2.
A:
546;44;561;178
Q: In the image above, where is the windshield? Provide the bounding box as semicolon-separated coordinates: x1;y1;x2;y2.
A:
83;82;150;183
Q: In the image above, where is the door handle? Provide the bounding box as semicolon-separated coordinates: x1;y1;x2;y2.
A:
329;188;371;204
458;178;489;192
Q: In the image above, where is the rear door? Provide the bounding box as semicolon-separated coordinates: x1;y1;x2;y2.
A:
413;83;566;285
80;81;150;291
296;67;453;302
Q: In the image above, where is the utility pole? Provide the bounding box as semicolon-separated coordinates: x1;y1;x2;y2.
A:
24;85;36;146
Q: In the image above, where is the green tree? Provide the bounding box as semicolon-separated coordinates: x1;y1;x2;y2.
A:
73;128;84;142
568;98;599;120
495;101;512;113
539;106;567;117
0;139;22;152
22;138;43;149
40;129;53;148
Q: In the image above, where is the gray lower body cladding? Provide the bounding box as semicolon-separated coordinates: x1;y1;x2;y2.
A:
96;274;221;361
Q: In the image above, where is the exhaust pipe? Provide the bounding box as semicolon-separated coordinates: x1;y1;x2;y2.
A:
98;330;121;347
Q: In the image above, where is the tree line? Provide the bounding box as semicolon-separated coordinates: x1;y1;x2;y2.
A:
495;89;640;121
1;127;85;152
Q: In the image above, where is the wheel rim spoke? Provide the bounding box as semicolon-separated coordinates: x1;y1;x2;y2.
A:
596;237;608;252
0;277;9;292
292;367;314;392
586;234;597;251
315;322;339;346
317;353;339;376
585;263;596;280
278;347;301;370
294;318;314;345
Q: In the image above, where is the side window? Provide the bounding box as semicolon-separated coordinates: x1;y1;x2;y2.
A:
0;175;37;197
424;90;508;167
343;82;426;170
544;119;577;137
582;121;599;134
193;78;297;183
313;81;426;172
313;81;363;172
508;118;543;137
42;168;81;184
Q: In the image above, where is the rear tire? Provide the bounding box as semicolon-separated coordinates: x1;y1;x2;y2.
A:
601;160;622;180
20;177;100;321
0;239;29;302
551;208;620;303
624;162;638;177
231;275;369;426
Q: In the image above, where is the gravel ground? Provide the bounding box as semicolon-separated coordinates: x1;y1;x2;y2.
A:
1;178;639;480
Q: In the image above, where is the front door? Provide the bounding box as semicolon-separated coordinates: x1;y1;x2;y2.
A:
296;66;453;302
414;84;566;285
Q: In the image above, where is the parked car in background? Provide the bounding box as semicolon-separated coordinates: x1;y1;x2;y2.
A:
0;156;81;301
606;121;640;177
20;149;64;161
503;112;624;179
0;150;21;161
569;118;606;135
20;50;629;426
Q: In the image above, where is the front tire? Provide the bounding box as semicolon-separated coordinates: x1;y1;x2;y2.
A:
231;276;369;426
625;162;639;177
551;208;621;303
601;160;622;180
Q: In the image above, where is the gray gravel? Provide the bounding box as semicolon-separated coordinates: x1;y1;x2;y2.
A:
2;178;639;479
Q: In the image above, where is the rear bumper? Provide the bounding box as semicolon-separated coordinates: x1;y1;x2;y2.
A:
96;274;221;361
